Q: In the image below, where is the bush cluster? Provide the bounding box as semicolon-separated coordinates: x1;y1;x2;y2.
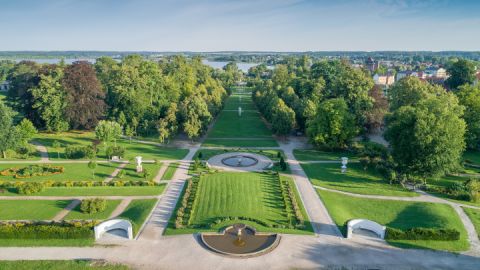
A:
0;180;159;190
278;175;304;228
65;145;96;159
0;165;64;178
105;145;126;159
16;182;44;194
444;178;480;203
0;221;95;239
80;198;107;214
385;227;460;241
175;177;200;229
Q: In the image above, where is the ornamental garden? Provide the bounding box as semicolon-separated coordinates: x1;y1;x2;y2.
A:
0;57;479;262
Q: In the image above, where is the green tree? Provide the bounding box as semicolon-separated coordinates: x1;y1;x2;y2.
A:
385;92;466;183
388;76;444;111
180;96;211;140
271;99;296;136
0;100;18;158
95;120;123;148
16;118;38;146
88;160;97;179
30;67;69;132
446;59;476;90
306;98;358;149
456;85;480;149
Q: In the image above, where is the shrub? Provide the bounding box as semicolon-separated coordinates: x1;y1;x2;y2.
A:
385;227;460;241
80;198;107;214
117;170;126;179
105;145;126;159
16;182;44;194
279;156;287;171
1;165;64;179
65;145;95;159
465;179;480;203
0;221;94;239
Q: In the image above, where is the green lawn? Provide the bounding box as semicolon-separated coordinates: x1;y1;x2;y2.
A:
302;163;416;197
0;260;129;270
463;207;480;238
0;238;94;247
0;162;118;182
0;200;70;220
427;174;480;207
34;131;188;161
0;186;165;197
64;200;122;220
166;172;312;235
116;163;161;182
463;150;480;165
317;189;469;251
117;199;157;235
162;162;179;180
293;149;359;161
202;138;278;147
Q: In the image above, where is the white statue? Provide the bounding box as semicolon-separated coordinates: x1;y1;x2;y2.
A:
135;156;143;173
238;106;242;117
341;157;348;173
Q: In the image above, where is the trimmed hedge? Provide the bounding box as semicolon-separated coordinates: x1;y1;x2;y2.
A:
0;165;64;179
80;198;107;214
0;221;95;239
16;182;44;194
386;227;460;241
0;180;160;190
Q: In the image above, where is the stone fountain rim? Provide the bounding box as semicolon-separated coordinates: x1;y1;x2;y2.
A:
220;155;259;168
199;223;281;258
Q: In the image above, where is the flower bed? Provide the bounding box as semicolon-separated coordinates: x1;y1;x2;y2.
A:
0;165;64;179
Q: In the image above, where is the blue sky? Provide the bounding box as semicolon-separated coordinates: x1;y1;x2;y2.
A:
0;0;479;51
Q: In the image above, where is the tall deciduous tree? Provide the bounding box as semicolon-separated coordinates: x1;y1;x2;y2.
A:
385;93;466;183
16;118;37;146
95;120;123;147
180;96;211;139
271;99;296;136
446;59;476;90
456;85;480;149
365;85;388;132
388;76;444;111
63;61;105;129
306;98;358;149
0;100;18;158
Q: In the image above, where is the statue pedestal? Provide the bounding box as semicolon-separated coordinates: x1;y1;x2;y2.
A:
136;165;143;173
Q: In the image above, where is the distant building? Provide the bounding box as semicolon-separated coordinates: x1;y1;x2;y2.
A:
425;67;447;79
373;73;395;87
0;81;9;92
365;57;379;73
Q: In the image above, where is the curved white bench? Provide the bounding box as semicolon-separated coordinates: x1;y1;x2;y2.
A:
94;219;133;240
346;219;386;239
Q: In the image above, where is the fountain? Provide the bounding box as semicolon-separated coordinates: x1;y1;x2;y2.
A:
200;223;280;258
221;155;258;167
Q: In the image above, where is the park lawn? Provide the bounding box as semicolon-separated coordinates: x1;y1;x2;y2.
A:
207;111;273;138
34;131;188;161
0;260;129;270
293;149;359;161
0;162;118;182
0;200;71;220
426;174;480;207
317;189;469;252
165;172;312;235
202;138;278;147
116;163;161;182
64;200;122;220
463;150;480;165
117;199;157;235
463;207;480;237
162;162;179;180
303;163;416;197
0;186;166;197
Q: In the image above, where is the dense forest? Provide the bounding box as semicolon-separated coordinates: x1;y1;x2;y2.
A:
1;55;242;142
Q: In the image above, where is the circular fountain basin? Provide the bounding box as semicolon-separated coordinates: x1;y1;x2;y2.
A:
221;155;259;167
200;223;280;258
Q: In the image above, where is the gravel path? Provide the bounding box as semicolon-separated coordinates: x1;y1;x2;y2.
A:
31;141;49;162
153;162;170;183
104;162;129;182
109;198;132;219
52;199;80;221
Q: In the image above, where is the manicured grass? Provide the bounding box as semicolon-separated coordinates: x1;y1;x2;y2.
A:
463;207;480;237
0;200;71;220
117;199;157;235
0;238;94;247
165;172;312;235
64;200;122;220
162;162;179;180
293;149;359;161
302;163;416;197
34;131;188;161
116;163;161;182
0;162;117;182
317;189;469;251
0;260;129;270
0;186;165;197
202;138;278;147
463;150;480;165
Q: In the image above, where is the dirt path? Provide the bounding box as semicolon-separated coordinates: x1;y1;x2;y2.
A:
153;162;170;183
52;199;80;221
104;162;129;182
109;198;132;219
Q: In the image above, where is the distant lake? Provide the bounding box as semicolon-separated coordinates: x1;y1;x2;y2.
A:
2;58;262;73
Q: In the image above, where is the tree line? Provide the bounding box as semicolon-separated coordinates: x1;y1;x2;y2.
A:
2;55;237;142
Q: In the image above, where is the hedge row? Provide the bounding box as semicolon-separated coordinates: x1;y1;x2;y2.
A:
175;176;200;229
0;221;96;239
278;174;304;227
0;180;160;189
385;227;460;241
0;165;64;178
